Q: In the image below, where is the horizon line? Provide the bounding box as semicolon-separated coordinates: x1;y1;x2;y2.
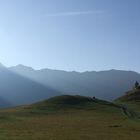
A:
0;63;139;74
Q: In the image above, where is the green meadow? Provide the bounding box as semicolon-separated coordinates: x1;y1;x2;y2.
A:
0;95;139;140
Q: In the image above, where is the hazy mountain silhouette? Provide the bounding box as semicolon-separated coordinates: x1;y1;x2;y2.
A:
9;65;140;101
0;65;61;108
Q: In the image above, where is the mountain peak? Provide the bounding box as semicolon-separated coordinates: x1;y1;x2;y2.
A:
10;64;34;71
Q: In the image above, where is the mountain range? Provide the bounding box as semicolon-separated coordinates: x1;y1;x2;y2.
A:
0;63;140;108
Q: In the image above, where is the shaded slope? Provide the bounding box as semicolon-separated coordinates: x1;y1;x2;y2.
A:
116;88;140;102
0;66;61;108
0;97;12;108
28;95;96;110
20;95;135;119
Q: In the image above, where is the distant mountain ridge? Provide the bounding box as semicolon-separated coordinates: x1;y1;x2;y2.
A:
0;63;140;108
8;64;140;101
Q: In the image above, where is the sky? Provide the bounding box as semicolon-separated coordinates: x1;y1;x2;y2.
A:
0;0;139;72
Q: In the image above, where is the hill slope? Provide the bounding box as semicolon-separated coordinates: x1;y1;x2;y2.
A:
0;95;140;140
19;95;135;118
115;85;140;117
0;65;61;108
116;88;140;102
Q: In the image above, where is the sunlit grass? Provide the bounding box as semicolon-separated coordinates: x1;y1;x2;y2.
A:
0;95;140;140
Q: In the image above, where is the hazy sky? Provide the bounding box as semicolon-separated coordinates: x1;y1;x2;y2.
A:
0;0;139;71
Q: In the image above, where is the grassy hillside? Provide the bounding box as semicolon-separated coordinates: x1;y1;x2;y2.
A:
0;95;140;140
115;88;140;117
25;95;121;112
